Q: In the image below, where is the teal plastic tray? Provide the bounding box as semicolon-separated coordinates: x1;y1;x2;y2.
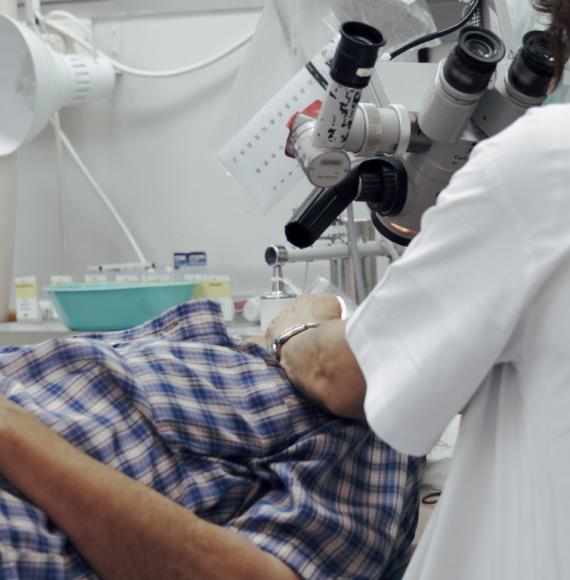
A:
45;283;196;332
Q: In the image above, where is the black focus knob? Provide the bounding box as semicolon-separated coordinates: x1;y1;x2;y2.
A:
355;157;407;216
358;167;383;202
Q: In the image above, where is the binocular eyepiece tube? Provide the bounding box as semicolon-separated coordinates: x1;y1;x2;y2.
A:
472;29;556;138
508;30;556;99
313;22;385;149
418;26;505;144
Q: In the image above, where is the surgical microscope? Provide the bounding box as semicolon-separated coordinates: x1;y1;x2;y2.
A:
280;0;555;251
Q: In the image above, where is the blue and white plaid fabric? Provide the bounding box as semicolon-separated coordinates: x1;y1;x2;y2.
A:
0;299;424;579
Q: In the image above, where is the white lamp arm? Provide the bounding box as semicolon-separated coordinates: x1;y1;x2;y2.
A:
24;0;40;26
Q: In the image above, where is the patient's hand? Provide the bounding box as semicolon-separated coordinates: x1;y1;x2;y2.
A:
0;400;300;580
265;294;342;349
0;394;17;410
0;395;28;432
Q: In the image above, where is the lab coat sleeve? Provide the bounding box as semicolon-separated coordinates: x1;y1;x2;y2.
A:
346;140;529;457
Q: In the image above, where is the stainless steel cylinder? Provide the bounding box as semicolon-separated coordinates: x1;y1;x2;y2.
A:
329;220;378;301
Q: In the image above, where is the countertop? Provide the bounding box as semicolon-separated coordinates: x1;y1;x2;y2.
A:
0;320;264;346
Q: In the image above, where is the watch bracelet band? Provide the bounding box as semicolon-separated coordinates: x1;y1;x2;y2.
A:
271;322;320;362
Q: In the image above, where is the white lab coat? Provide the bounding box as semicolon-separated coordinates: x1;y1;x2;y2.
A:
346;103;570;580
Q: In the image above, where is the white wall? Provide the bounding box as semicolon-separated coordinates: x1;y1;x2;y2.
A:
14;3;329;298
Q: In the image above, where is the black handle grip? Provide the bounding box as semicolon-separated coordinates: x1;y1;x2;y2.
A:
285;168;360;249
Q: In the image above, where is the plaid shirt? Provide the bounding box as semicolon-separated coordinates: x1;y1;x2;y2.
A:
0;300;424;579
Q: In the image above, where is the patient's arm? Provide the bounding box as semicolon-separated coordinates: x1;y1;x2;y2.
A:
0;396;299;580
265;295;366;420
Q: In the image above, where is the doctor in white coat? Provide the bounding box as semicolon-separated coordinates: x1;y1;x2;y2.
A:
266;1;570;578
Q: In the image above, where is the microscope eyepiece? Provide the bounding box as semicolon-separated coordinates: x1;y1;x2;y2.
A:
508;30;555;98
521;30;555;72
444;27;506;94
331;22;385;89
461;30;503;63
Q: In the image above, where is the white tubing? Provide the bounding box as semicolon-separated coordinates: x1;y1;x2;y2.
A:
381;238;402;262
40;14;253;78
0;0;18;322
24;0;40;30
52;112;71;274
42;10;98;57
53;124;148;265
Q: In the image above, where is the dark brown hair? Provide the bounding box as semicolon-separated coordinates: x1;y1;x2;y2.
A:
532;0;570;87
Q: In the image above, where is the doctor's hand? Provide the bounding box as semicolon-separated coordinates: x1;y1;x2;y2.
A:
265;294;342;349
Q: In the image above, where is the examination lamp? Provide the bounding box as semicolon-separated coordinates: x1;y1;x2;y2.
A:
0;15;115;156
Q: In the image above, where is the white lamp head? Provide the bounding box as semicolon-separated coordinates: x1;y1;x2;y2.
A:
0;15;115;156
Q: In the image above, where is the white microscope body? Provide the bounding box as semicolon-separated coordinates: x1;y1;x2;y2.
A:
282;0;555;249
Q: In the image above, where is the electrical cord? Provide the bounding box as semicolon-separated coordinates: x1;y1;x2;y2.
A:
52;112;69;273
37;11;254;78
44;9;99;58
385;0;483;61
50;122;149;266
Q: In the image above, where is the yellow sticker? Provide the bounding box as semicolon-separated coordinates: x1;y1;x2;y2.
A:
15;276;38;299
201;280;231;298
14;276;40;320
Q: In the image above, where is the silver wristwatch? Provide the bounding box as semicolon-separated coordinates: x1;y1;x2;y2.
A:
271;322;320;362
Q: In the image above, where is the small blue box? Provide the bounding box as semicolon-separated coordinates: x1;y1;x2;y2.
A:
174;252;207;270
